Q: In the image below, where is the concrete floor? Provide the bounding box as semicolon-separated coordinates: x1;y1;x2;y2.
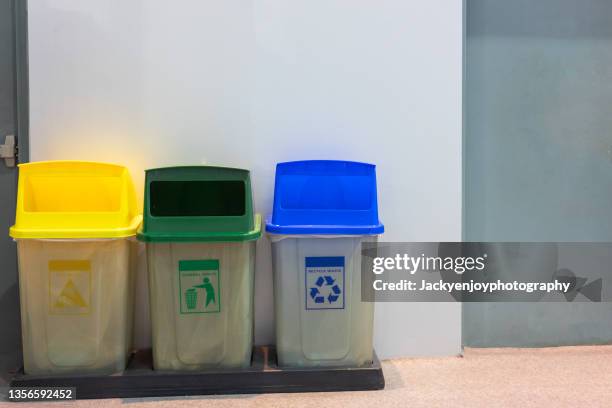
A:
3;345;612;407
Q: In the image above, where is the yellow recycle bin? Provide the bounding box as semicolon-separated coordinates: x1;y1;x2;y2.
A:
9;161;142;375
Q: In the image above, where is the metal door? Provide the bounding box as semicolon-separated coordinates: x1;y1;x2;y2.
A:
0;0;28;382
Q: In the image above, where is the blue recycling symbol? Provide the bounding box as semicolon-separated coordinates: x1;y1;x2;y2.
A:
309;275;342;304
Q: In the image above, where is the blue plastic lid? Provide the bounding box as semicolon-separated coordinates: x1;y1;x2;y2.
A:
265;160;384;235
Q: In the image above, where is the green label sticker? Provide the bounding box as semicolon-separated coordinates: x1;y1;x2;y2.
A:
178;259;220;314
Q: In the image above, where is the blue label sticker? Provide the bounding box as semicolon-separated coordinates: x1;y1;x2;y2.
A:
305;256;345;310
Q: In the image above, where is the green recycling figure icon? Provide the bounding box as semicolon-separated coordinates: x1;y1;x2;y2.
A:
193;276;216;308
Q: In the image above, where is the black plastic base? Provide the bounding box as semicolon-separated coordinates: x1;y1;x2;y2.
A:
10;347;385;400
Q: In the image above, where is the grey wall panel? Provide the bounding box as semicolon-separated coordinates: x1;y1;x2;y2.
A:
464;0;612;347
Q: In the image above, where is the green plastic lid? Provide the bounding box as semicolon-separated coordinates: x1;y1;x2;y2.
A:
137;166;261;242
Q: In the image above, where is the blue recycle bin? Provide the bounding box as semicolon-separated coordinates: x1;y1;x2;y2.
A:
266;160;384;367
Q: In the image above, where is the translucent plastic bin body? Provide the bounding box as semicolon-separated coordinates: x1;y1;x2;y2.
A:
147;241;255;370
17;239;133;375
271;235;377;367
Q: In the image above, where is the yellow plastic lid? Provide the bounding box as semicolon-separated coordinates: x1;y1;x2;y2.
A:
9;161;142;239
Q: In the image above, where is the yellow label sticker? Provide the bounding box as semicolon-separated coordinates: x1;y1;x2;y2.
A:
49;260;91;315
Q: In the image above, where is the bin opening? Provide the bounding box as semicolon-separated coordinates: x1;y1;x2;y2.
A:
150;180;246;217
279;175;372;210
24;176;122;213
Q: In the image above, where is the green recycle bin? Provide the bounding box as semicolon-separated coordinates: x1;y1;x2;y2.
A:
138;166;261;370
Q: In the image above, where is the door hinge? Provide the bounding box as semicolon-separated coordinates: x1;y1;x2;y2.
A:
0;135;16;167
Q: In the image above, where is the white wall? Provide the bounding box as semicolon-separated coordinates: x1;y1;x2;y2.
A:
28;0;463;358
